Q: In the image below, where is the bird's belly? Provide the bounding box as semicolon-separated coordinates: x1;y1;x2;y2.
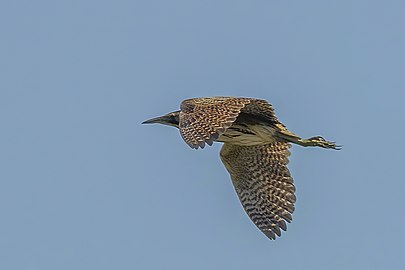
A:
218;124;277;146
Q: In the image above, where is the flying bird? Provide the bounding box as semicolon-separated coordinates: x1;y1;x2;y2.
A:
142;97;340;240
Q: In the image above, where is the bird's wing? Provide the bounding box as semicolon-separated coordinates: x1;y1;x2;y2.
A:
220;142;296;240
240;98;279;124
179;97;252;149
242;98;300;139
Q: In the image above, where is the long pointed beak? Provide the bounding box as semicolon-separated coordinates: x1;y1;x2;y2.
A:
142;115;169;124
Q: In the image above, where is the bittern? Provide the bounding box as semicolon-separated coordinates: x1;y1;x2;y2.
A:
142;97;340;240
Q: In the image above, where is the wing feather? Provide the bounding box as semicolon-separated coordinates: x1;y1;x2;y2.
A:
178;97;281;149
220;142;295;240
179;97;251;149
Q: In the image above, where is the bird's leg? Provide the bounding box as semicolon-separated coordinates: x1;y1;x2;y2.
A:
296;136;341;150
276;130;341;150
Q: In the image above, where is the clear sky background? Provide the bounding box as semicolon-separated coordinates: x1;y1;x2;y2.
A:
1;1;404;269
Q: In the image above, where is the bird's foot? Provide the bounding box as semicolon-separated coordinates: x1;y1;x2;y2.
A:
300;136;342;150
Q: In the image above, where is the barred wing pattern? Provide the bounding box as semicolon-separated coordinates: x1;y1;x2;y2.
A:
179;97;251;149
220;142;296;240
179;97;280;149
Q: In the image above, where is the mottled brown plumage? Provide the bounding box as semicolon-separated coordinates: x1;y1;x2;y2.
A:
220;142;294;239
179;97;280;149
142;96;340;240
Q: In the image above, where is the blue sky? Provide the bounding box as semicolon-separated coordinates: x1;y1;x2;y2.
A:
1;1;404;269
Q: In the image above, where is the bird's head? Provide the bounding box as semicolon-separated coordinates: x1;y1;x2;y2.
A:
142;111;180;128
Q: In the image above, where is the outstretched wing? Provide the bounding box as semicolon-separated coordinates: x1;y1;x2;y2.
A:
179;97;282;149
220;142;296;240
179;97;251;149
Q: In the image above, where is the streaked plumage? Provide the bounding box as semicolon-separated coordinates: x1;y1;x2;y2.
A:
142;97;340;240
